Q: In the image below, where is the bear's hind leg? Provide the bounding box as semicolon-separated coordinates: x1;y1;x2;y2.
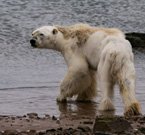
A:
118;63;141;116
98;81;115;111
98;52;115;111
119;80;141;116
119;68;141;116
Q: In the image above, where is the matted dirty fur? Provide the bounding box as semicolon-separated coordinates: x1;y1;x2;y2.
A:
55;24;125;46
31;23;141;116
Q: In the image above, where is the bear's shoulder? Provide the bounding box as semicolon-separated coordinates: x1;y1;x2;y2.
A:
54;24;125;46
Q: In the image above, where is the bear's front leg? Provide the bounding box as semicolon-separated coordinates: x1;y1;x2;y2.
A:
57;69;91;102
76;70;98;101
57;58;91;102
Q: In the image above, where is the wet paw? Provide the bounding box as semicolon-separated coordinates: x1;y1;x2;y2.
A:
124;102;141;116
99;99;115;111
57;94;66;102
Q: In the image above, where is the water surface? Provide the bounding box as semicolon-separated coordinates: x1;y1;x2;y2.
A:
0;0;145;117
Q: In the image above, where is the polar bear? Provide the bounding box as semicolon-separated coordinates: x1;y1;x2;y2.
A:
30;24;141;116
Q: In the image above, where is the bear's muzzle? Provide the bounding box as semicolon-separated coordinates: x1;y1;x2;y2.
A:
30;39;37;47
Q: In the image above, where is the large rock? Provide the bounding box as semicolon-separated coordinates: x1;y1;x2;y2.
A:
93;116;133;134
125;33;145;47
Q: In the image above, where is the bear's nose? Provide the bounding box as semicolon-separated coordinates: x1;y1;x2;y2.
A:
30;39;36;47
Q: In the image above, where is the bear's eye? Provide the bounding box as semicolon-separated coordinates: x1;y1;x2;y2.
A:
40;33;44;36
52;29;58;35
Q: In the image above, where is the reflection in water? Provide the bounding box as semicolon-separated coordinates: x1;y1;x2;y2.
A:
57;101;98;118
57;101;115;118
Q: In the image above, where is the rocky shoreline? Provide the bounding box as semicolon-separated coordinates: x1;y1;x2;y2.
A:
0;113;145;135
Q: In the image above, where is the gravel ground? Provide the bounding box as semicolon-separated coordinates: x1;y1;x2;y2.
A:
0;113;145;135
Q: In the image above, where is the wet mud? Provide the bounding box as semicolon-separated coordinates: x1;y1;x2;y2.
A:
0;114;145;135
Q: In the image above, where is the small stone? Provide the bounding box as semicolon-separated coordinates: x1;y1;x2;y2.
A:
27;113;38;119
57;127;63;131
52;116;57;120
28;130;36;135
17;116;23;118
64;128;75;134
56;120;60;124
46;129;56;132
138;127;145;133
26;119;30;122
29;130;36;133
72;132;81;135
83;121;93;124
45;114;50;118
95;133;112;135
139;121;144;124
75;129;82;132
39;132;46;135
3;130;19;135
77;126;91;132
19;131;28;135
11;117;15;120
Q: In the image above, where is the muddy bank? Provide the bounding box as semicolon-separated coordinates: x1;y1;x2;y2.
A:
0;113;94;135
0;113;145;135
125;33;145;47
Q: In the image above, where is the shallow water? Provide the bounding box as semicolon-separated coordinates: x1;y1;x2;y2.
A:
0;0;145;117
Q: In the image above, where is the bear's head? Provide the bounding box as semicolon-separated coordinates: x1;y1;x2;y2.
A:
30;26;62;50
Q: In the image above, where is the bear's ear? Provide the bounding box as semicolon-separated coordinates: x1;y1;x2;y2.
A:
52;29;58;35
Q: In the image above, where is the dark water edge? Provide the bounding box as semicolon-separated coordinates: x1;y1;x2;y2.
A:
126;33;145;47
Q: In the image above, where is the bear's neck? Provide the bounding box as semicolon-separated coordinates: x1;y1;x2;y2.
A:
53;37;73;54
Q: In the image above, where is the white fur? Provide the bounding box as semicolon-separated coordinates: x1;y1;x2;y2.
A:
31;24;141;115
